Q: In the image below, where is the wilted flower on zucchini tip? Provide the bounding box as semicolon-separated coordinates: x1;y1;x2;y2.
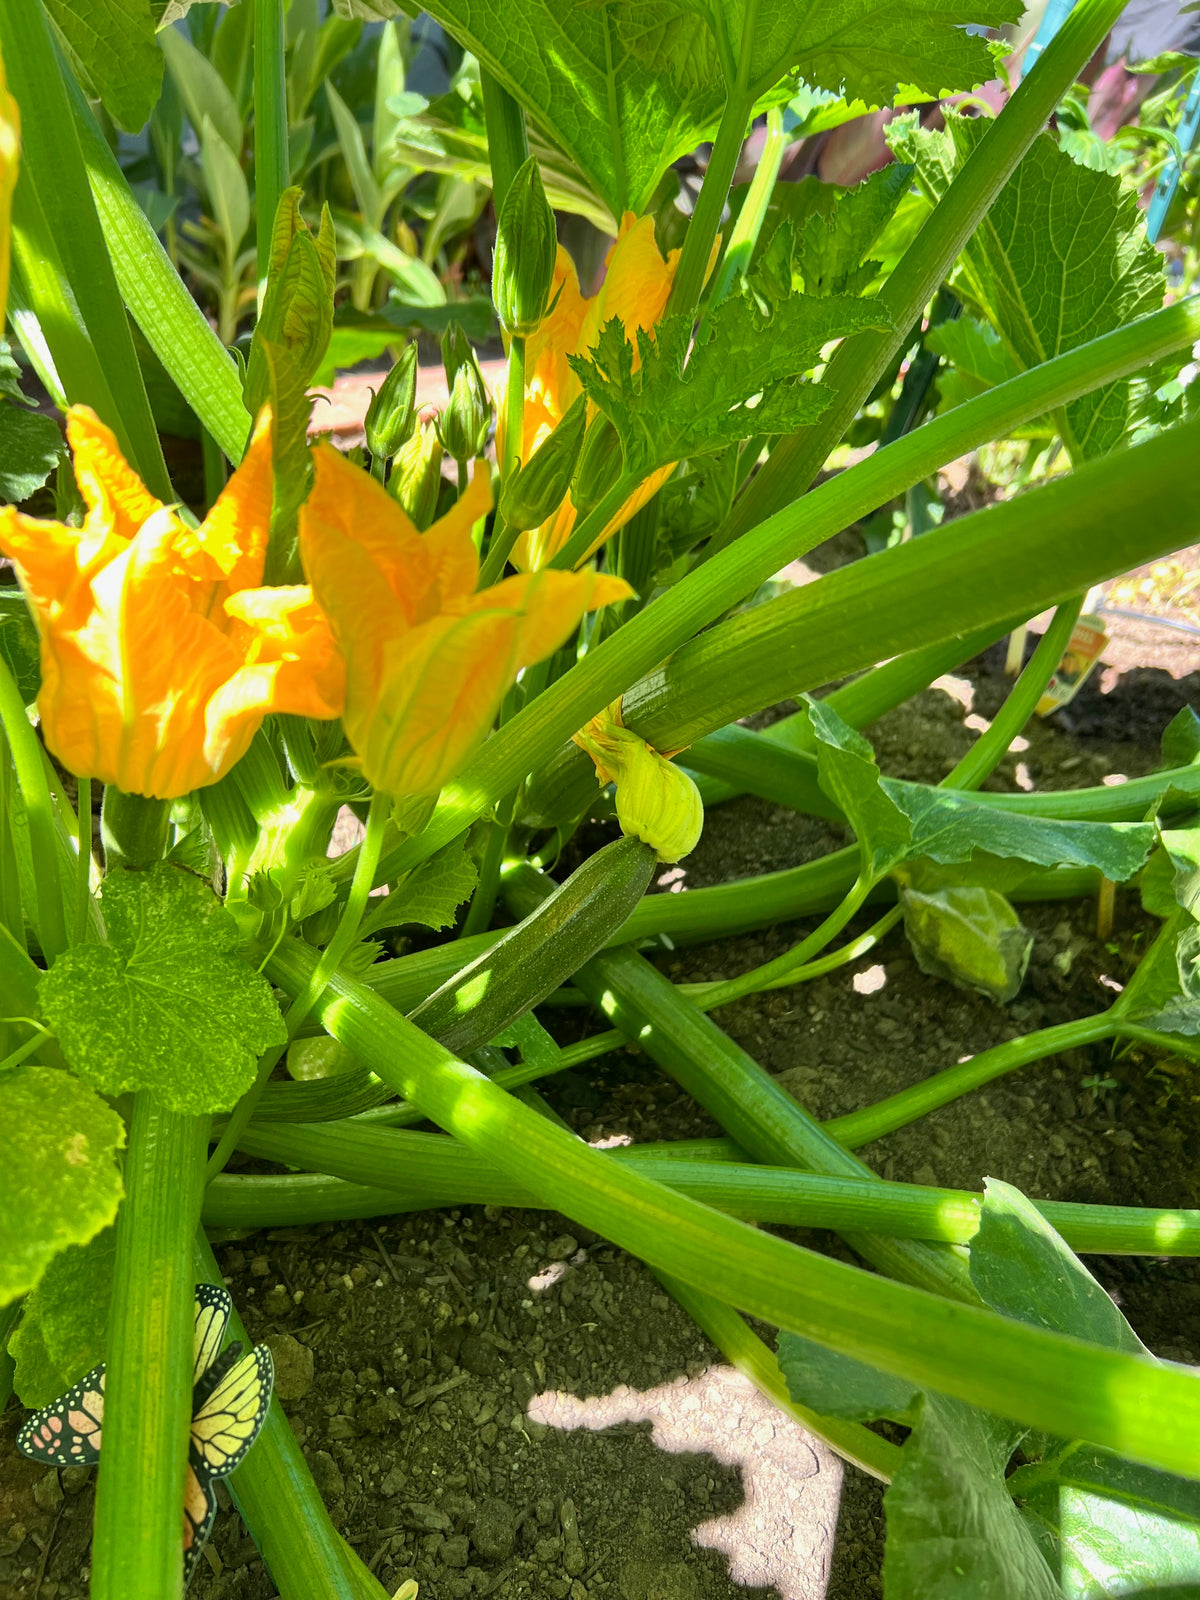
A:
0;408;344;799
298;444;633;800
497;212;683;572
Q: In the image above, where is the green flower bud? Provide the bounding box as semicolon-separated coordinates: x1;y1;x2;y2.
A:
441;321;479;389
492;156;557;337
364;344;419;462
389;419;444;530
571;412;623;517
437;360;494;463
573;701;703;864
498;395;587;531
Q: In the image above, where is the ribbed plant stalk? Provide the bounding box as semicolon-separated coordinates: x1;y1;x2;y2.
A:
100;788;171;871
261;934;1200;1480
480;67;530;215
204;1133;1200;1259
90;1101;207;1599
253;0;289;291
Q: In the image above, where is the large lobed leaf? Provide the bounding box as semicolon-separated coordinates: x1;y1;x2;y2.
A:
38;865;287;1113
44;0;161;133
572;292;889;478
890;112;1165;462
420;0;1014;219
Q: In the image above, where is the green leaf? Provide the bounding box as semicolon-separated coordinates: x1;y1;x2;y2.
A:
662;0;1018;105
37;864;287;1113
806;695;912;875
0;402;66;503
882;1395;1059;1600
43;0;161;132
881;778;1156;881
927;316;1022;394
159;22;243;157
198;115;251;260
791;163;914;296
972;1179;1147;1354
9;1226;115;1406
329;0;403;19
491;1011;559;1071
776;1329;920;1423
889;112;1165;461
360;838;478;936
573;291;890;478
419;0;729;216
900;883;1032;1003
325;76;383;224
1163;707;1200;771
0;1068;125;1308
0;591;41;706
973;1183;1200;1598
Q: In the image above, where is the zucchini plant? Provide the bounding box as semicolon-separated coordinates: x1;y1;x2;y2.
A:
2;0;1200;1595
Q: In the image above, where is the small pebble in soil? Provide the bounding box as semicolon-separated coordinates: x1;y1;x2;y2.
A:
263;1333;314;1400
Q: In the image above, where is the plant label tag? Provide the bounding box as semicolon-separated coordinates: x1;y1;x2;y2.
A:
1035;615;1108;716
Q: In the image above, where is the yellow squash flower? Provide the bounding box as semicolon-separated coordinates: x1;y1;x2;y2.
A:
0;45;19;328
299;444;632;799
0;408;344;799
501;212;682;572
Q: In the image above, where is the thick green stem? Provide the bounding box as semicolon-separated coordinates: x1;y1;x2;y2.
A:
480;68;530;216
826;1013;1118;1149
713;0;1131;551
253;0;289;288
0;659;67;962
91;1101;207;1600
667;89;754;319
946;598;1083;791
192;1234;390;1598
205;1133;1200;1259
261;935;1200;1480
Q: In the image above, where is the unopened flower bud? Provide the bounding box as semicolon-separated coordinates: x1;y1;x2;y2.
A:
499;395;587;531
389;419;444;530
441;321;479;389
571;412;623;517
492;157;557;337
438;361;493;462
573;700;703;864
365;344;418;462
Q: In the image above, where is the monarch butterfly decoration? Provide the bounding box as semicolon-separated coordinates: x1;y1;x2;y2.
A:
16;1284;274;1587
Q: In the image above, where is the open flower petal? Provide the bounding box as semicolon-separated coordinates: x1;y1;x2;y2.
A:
0;405;338;797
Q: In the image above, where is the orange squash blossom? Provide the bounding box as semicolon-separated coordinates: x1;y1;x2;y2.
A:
0;408;344;799
299;444;632;799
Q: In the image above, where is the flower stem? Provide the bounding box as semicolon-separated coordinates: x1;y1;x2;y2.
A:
666;89;753;320
253;0;288;291
501;333;525;485
72;775;92;945
100;787;171;870
825;1012;1119;1149
708;105;787;307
